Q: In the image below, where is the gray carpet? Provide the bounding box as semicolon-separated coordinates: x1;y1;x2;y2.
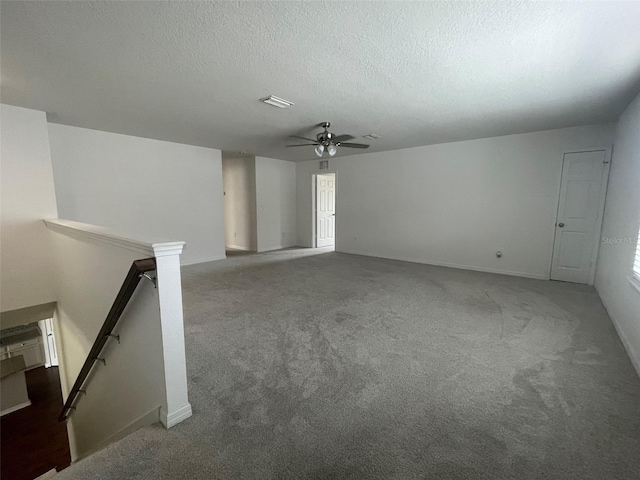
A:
58;248;640;479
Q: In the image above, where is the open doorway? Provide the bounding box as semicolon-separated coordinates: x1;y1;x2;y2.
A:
316;173;336;249
222;152;258;256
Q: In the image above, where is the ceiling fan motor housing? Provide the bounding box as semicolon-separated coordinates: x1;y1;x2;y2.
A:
317;131;335;145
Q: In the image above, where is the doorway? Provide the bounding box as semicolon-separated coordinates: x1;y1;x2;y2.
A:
222;152;258;254
550;149;611;284
316;173;336;248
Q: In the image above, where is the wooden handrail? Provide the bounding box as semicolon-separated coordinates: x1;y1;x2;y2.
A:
59;258;157;422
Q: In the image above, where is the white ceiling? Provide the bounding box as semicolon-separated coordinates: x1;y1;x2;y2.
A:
2;1;640;162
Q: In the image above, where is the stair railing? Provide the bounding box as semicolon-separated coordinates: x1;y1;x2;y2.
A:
59;258;157;422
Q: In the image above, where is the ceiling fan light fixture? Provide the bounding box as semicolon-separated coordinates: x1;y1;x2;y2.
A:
327;144;337;156
315;144;325;157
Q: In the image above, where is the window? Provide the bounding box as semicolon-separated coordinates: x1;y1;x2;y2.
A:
634;228;640;281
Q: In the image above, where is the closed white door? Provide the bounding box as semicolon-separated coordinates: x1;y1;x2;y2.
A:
550;150;610;284
316;174;336;247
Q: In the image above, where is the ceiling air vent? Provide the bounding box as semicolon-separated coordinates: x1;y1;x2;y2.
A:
260;95;294;108
363;133;381;140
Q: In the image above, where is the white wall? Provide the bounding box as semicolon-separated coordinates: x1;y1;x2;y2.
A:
255;156;297;252
222;154;257;251
296;124;615;279
48;124;225;265
595;92;640;376
0;105;58;313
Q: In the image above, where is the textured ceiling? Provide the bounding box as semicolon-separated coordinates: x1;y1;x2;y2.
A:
2;1;640;162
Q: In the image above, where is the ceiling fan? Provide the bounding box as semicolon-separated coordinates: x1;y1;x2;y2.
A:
287;122;369;157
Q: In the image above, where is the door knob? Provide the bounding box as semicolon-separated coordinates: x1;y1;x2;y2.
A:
558;223;564;228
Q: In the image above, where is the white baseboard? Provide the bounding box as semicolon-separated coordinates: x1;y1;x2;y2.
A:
336;249;547;280
160;403;192;429
181;255;226;266
257;244;297;253
34;469;57;480
257;245;283;253
1;400;31;417
596;287;640;378
226;244;253;251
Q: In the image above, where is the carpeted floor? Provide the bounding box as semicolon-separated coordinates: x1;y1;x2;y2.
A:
58;248;640;479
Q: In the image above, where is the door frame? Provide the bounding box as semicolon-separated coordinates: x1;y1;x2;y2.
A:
548;146;612;285
312;172;337;248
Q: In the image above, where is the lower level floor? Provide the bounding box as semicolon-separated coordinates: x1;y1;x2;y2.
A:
1;366;71;480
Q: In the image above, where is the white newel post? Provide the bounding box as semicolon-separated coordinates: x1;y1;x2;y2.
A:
153;242;193;428
44;219;194;448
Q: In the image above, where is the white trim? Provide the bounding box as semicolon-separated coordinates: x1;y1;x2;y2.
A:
597;286;640;378
311;173;317;248
629;275;640;295
153;243;185;257
34;469;57;480
44;219;185;257
257;245;296;253
633;228;640;281
226;244;253;251
548;147;612;285
181;255;227;266
160;403;192;429
311;170;338;249
74;406;161;460
337;249;547;280
1;400;31;417
589;147;613;285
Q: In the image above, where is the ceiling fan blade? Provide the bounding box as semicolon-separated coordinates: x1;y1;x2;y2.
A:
333;134;355;143
290;135;318;143
286;143;318;147
339;142;369;149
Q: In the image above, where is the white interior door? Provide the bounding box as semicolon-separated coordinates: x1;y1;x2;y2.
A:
39;318;59;367
550;150;610;284
316;174;335;247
